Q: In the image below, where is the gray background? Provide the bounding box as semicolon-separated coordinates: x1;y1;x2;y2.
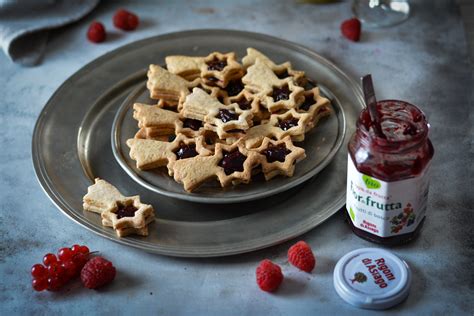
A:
1;0;473;314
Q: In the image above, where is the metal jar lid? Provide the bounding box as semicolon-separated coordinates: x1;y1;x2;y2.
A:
333;248;411;309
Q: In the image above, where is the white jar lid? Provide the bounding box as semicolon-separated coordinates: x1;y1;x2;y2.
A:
333;248;411;309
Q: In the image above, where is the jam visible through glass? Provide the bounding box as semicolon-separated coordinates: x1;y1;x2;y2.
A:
217;109;239;123
174;143;198;160
352;100;433;181
261;143;291;163
219;150;246;175
116;203;138;219
272;85;291;102
346;99;434;246
206;58;227;71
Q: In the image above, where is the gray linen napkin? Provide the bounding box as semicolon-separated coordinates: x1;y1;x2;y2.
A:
0;0;99;66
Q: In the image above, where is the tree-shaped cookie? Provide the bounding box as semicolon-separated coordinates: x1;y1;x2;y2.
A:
242;47;306;86
242;59;304;113
83;178;155;237
126;134;212;175
182;88;253;139
147;64;200;101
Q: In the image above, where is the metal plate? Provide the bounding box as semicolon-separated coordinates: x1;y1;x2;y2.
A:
32;30;364;257
111;77;345;203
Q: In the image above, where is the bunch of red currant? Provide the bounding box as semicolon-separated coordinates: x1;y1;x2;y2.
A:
31;244;90;291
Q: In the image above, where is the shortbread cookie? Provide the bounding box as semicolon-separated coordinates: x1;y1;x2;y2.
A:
83;178;125;214
256;137;306;180
172;139;260;191
102;214;155;237
182;88;253;138
242;59;304;113
201;52;244;88
83;178;155;238
133;103;180;134
147;64;199;101
242;47;306;86
227;89;263;123
126;134;212;175
165;55;206;81
166;52;244;89
297;87;332;130
232;109;312;148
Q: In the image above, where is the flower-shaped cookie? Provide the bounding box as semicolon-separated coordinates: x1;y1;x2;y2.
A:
201;52;244;88
255;137;306;180
227;90;263;123
297;87;332;130
214;140;261;187
101;197;154;232
242;59;304;113
238;109;312;148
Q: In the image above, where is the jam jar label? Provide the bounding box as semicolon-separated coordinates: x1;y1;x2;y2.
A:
346;155;430;237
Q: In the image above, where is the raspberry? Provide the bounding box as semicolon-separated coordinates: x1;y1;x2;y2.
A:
341;18;361;42
81;257;116;289
287;241;316;273
87;21;106;43
113;9;139;31
256;259;283;292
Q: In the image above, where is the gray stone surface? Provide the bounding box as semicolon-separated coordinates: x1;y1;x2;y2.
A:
1;0;473;314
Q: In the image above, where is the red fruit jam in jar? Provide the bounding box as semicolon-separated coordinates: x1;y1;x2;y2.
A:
346;100;434;245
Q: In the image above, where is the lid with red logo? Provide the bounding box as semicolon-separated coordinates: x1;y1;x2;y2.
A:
333;248;411;309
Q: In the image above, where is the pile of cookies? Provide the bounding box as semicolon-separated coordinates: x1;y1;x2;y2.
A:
126;48;331;192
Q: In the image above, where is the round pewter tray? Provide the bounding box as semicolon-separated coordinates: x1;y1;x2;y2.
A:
112;78;345;203
32;30;364;257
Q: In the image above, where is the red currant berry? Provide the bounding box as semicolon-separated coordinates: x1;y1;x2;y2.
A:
47;262;65;278
47;276;64;291
43;253;58;266
32;278;48;291
61;260;78;279
71;244;81;254
31;264;47;279
72;253;89;270
58;247;73;262
79;245;90;255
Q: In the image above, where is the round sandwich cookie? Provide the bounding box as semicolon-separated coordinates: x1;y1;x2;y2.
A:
333;248;412;309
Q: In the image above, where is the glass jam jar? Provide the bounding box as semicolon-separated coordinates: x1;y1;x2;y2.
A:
346;100;434;245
